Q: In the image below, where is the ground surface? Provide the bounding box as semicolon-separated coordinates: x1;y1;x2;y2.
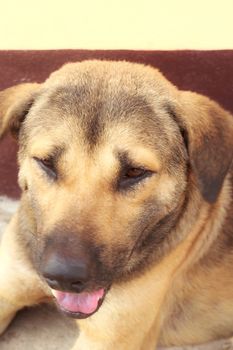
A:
0;196;232;350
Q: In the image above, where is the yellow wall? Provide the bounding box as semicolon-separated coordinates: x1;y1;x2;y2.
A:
0;0;232;50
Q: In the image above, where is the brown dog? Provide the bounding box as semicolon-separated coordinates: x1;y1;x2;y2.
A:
0;60;232;349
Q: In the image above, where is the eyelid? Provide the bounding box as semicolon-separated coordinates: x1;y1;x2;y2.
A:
118;167;154;191
33;156;57;180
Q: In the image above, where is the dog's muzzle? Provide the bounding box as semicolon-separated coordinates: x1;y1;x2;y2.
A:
40;249;107;318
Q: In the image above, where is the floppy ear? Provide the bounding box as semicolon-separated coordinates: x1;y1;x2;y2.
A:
174;91;233;203
0;83;40;139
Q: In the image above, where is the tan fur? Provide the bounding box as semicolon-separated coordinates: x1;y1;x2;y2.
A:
0;60;232;349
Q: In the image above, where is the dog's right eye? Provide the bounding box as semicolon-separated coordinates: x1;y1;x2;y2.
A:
33;157;57;179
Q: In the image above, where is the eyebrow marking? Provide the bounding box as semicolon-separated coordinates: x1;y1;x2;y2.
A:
32;144;66;163
117;150;141;171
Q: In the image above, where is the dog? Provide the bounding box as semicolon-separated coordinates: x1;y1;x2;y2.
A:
0;60;232;349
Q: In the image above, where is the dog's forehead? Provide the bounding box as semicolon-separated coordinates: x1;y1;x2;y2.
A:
24;61;180;158
45;60;174;91
41;62;174;119
41;61;177;109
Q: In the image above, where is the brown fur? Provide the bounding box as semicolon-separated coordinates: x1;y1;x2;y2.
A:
0;60;232;349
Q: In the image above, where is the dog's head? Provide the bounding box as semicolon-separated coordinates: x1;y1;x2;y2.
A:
0;60;232;318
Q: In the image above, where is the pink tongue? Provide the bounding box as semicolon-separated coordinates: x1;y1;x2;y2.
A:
52;288;104;314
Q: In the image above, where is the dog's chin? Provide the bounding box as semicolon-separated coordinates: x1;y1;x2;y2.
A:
51;287;108;319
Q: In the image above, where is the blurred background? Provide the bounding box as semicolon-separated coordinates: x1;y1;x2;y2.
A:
0;0;232;50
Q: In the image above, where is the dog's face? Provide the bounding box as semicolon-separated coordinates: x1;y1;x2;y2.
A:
0;60;232;318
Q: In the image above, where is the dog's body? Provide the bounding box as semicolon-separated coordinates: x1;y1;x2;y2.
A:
0;60;232;349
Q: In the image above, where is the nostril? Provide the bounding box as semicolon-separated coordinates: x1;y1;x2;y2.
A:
45;277;60;289
41;252;90;292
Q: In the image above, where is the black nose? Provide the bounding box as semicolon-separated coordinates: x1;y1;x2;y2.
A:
40;252;91;293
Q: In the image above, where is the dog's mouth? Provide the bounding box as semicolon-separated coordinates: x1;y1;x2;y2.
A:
51;288;107;319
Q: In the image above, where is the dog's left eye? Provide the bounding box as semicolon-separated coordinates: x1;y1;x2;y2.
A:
125;168;146;178
119;167;153;190
33;157;57;179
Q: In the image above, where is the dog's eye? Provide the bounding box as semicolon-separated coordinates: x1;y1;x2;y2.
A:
33;157;57;179
119;167;152;190
125;168;146;178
